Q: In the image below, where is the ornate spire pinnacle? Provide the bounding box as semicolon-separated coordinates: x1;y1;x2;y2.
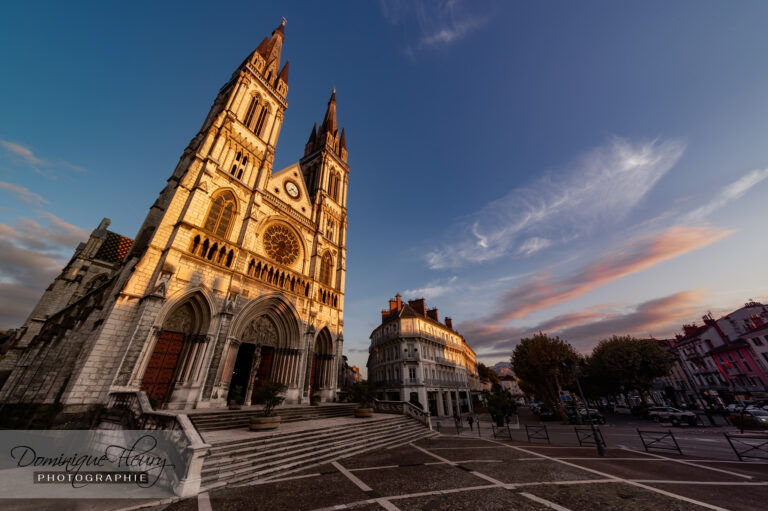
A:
320;89;337;135
339;128;346;150
307;122;317;144
278;60;290;84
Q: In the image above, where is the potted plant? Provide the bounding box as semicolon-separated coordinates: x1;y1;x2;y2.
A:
228;384;244;410
351;380;376;418
310;392;321;406
248;381;287;431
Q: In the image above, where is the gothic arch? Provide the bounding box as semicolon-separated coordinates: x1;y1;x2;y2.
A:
314;327;333;355
140;290;213;407
203;189;239;239
230;294;302;349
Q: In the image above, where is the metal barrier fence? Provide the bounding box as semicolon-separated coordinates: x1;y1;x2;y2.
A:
724;433;768;461
637;429;682;455
525;424;550;444
575;426;605;447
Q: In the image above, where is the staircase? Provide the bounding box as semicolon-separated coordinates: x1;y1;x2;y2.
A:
199;415;437;490
190;403;358;432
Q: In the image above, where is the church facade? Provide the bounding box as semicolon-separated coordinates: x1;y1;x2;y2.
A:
0;20;349;412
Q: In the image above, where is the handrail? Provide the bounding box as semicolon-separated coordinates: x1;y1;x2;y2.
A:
373;399;432;430
103;391;211;497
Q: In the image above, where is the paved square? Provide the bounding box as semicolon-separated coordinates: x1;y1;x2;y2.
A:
92;434;768;511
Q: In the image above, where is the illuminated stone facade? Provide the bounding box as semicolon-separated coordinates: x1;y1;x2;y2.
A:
0;20;349;410
368;295;479;417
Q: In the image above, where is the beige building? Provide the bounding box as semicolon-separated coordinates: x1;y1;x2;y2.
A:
367;295;479;417
0;20;349;414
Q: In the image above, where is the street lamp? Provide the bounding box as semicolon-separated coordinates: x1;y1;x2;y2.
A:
561;358;606;457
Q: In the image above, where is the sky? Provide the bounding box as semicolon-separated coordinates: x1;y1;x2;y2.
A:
2;1;768;375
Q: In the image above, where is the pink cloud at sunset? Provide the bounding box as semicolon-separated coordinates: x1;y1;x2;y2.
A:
486;225;732;324
464;289;709;355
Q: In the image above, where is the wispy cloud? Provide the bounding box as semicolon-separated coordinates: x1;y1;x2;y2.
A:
379;0;487;57
403;276;458;300
426;137;686;269
0;140;45;166
0;138;87;177
462;289;707;354
0;181;48;206
686;168;768;221
485;225;730;323
0;213;89;328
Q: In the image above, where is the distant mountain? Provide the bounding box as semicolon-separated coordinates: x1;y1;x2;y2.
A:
491;361;514;376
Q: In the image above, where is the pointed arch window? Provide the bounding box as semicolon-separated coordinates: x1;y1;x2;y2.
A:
319;252;333;287
203;192;236;239
254;105;270;137
329;172;341;201
243;96;259;129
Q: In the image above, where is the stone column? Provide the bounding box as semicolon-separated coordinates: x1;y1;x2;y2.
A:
445;391;454;416
437;391;445;416
243;347;261;405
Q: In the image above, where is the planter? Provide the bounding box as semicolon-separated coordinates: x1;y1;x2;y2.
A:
310;400;320;406
228;401;242;410
355;407;373;418
249;415;281;431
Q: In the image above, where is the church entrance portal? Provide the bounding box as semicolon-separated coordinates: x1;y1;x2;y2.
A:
141;331;184;406
251;346;275;404
227;343;255;404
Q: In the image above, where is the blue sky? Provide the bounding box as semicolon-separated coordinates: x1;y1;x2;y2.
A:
2;1;768;374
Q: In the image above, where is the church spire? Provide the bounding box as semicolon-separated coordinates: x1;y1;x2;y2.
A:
278;60;290;84
261;19;286;79
339;127;346;151
320;89;338;136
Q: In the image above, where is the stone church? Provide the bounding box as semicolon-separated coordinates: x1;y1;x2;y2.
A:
0;20;349;414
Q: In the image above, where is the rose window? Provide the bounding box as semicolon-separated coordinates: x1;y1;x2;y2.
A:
263;225;300;265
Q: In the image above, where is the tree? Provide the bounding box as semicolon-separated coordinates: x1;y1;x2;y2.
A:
511;333;579;417
585;336;673;396
477;363;500;384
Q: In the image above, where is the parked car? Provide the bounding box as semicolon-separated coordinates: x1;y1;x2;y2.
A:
538;406;556;421
727;409;768;430
727;403;745;414
567;408;606;425
647;407;698;426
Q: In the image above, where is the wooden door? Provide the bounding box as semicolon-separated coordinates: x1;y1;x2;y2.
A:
251;346;275;404
141;331;184;406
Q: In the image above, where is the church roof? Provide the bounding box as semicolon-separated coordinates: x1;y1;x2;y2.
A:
94;231;133;264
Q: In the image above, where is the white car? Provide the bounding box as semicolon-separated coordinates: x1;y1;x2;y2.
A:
614;404;631;414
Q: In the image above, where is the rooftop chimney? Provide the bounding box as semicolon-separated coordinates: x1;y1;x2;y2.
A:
427;308;439;323
408;298;426;317
445;317;453;330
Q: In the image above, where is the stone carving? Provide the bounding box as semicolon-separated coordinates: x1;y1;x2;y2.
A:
241;316;278;347
262;224;300;265
165;303;194;334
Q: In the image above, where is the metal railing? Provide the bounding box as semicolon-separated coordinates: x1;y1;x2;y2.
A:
724;433;768;461
637;429;682;455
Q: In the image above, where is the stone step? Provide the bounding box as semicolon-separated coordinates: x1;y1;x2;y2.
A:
206;416;412;458
200;421;437;490
191;405;358;431
223;428;439;488
202;419;419;475
223;428;438;488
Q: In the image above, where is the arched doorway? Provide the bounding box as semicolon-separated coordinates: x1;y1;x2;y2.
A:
310;328;333;396
222;296;302;405
141;294;209;407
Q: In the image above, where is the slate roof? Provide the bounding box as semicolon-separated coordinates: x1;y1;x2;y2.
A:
94;231;133;264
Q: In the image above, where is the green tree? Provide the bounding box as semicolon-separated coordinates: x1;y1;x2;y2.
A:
585;335;673;396
511;333;579;417
477;362;500;384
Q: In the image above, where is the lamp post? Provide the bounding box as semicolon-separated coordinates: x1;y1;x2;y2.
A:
561;358;606;457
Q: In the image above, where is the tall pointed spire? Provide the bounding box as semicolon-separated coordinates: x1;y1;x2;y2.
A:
339;128;346;150
320;89;338;135
278;60;290;84
261;19;286;77
308;123;317;144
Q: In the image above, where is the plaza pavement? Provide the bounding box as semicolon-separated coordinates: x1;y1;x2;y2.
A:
154;433;768;511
